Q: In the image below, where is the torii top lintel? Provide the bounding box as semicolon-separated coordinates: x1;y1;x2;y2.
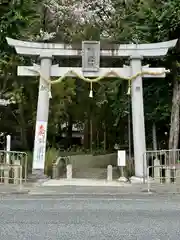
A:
6;37;178;58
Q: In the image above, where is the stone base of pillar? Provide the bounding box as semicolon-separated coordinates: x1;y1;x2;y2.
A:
117;176;128;182
29;169;49;185
130;176;148;184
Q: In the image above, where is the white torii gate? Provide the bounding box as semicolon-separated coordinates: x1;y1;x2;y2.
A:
6;37;177;181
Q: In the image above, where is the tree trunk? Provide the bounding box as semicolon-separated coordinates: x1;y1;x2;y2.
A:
128;111;132;159
18;101;28;150
169;77;180;154
90;118;93;153
152;122;157;151
14;81;28;150
103;122;107;151
66;113;73;149
83;119;89;149
96;129;99;149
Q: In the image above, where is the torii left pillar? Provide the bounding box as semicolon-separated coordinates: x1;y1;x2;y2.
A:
32;54;52;180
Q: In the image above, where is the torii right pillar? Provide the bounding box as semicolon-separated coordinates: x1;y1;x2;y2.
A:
130;56;146;177
128;40;178;181
130;55;146;179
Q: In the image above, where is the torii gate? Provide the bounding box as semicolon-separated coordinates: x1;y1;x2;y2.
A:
6;38;177;181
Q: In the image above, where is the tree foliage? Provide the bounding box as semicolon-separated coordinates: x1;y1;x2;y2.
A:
0;0;180;151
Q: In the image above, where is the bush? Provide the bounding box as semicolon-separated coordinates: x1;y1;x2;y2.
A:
27;151;33;173
45;148;60;177
26;148;59;178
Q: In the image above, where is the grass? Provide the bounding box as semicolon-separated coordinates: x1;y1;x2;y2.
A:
26;149;135;179
45;148;59;177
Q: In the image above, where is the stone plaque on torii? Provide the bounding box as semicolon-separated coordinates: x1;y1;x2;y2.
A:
6;37;177;181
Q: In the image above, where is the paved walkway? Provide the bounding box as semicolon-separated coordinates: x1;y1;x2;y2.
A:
28;185;149;195
0;178;180;195
0;184;30;195
41;178;130;187
0;180;144;196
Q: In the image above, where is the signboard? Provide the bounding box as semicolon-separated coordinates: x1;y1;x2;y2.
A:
82;41;100;72
117;150;126;166
33;121;47;169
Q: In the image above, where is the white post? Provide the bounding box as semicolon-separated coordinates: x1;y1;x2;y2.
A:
147;167;151;193
4;135;11;184
14;159;21;184
165;167;171;183
19;166;23;190
107;165;113;181
66;164;72;180
154;158;160;183
6;135;11;164
117;150;127;182
32;54;52;180
130;55;146;179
